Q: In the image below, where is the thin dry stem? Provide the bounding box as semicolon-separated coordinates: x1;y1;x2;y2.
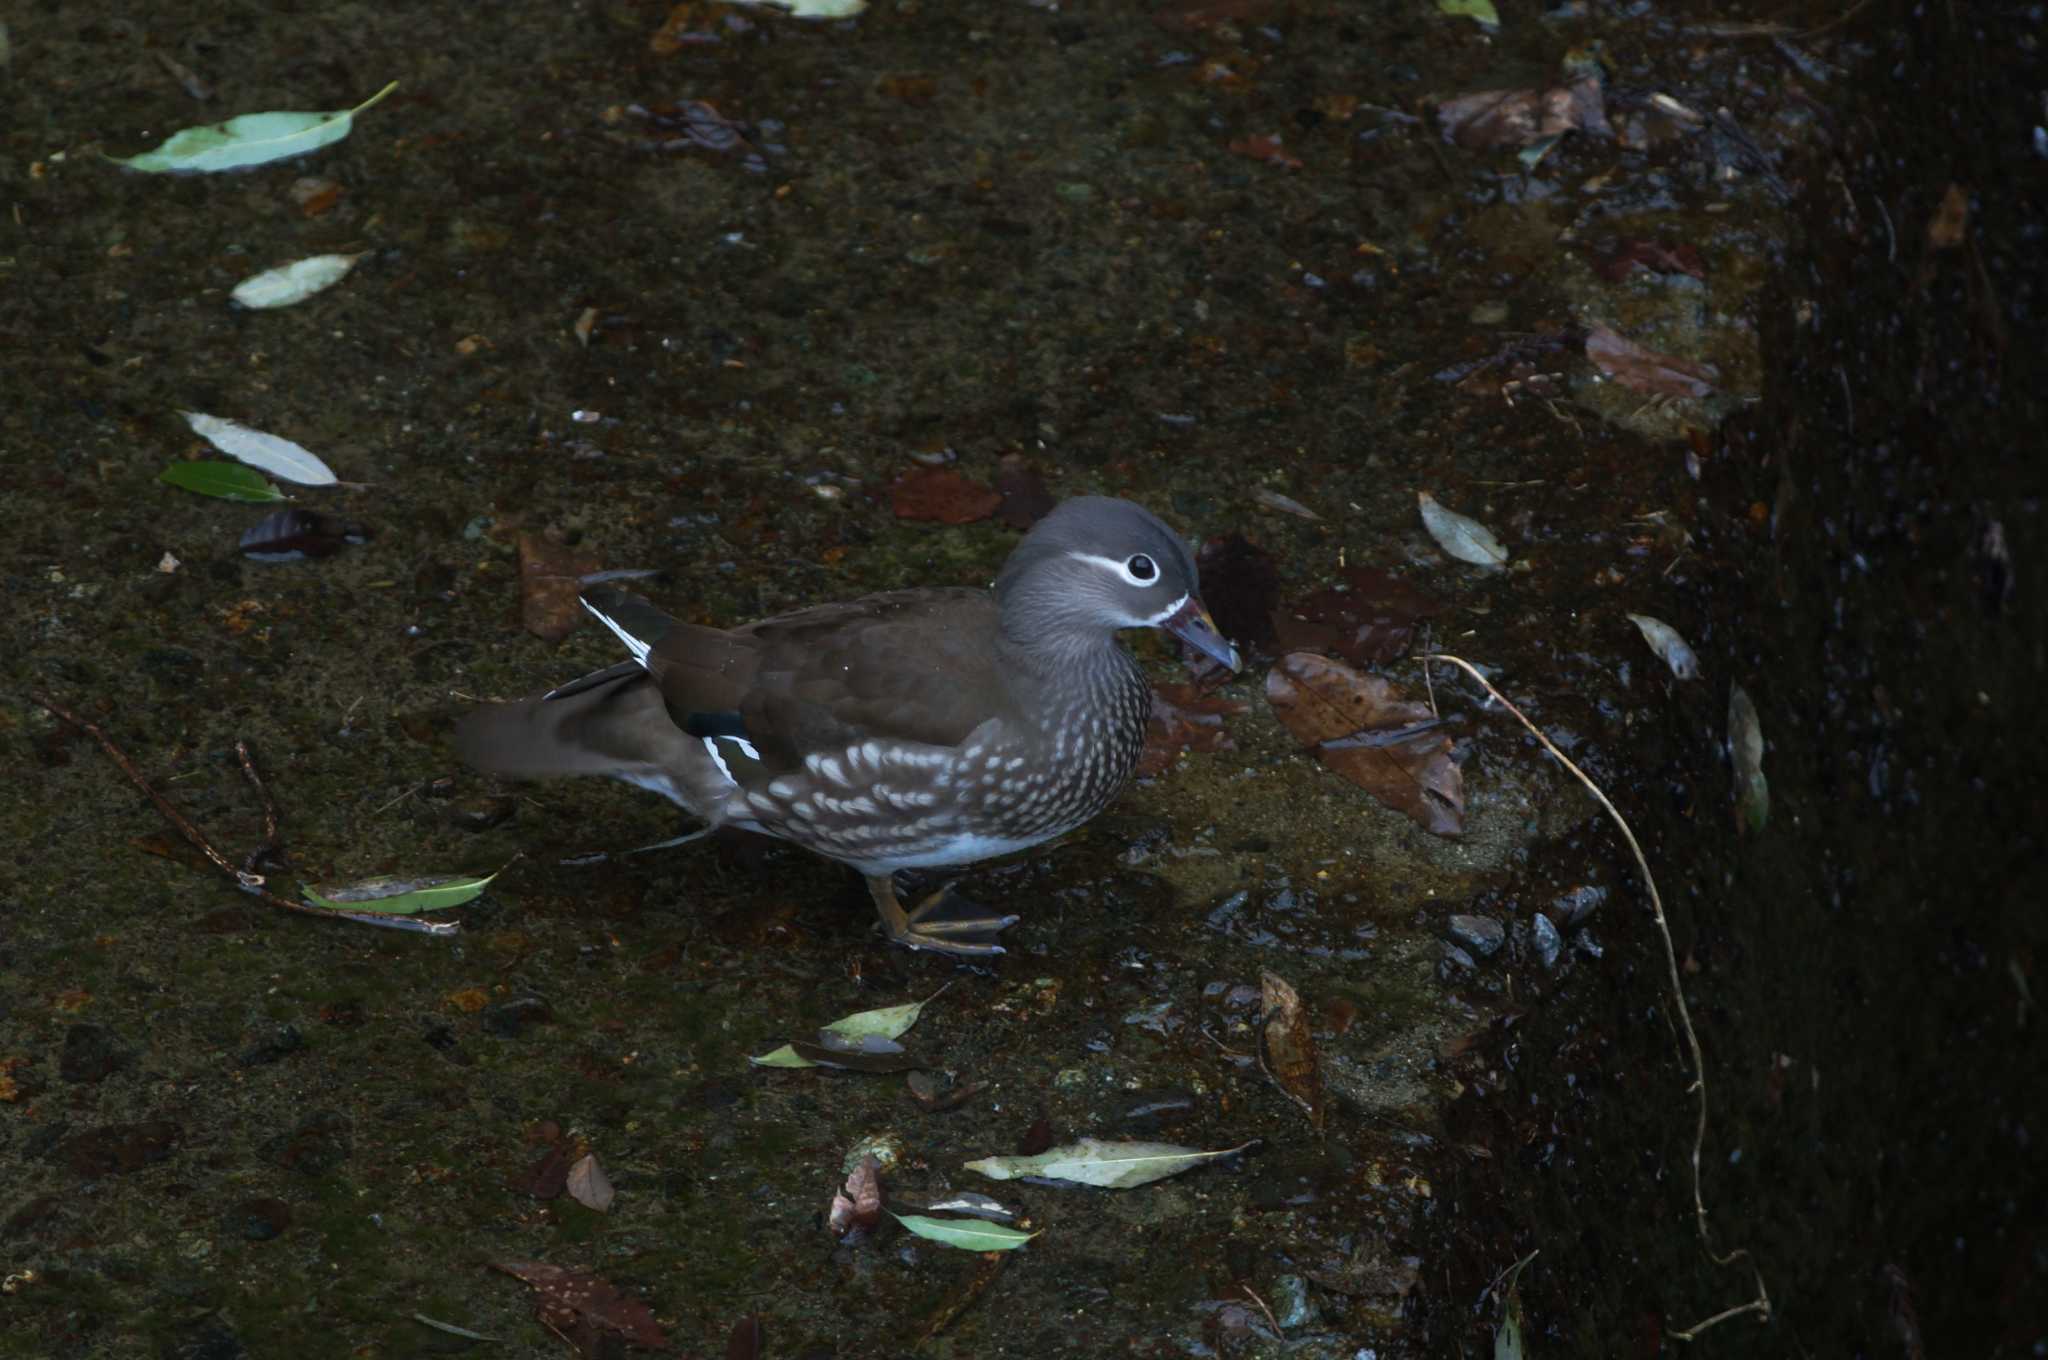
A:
31;692;457;936
1422;654;1770;1339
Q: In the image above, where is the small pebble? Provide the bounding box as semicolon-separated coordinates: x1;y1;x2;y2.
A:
482;996;553;1038
1445;914;1504;958
1533;914;1563;970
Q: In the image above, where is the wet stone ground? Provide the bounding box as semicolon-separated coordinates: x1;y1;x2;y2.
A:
6;1;2044;1357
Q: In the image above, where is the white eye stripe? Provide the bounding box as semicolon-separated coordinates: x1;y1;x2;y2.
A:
1066;550;1167;588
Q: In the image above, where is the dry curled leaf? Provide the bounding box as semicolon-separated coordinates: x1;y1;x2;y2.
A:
1265;652;1464;835
518;534;602;643
1259;970;1325;1130
829;1154;883;1240
1436;75;1609;149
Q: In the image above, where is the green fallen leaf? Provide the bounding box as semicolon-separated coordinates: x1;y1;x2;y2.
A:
302;869;499;916
890;1212;1037;1252
1437;0;1500;26
964;1137;1256;1190
730;0;868;16
159;460;286;503
107;81;398;174
749;984;949;1067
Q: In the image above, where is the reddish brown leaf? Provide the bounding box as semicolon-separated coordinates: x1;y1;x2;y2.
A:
1258;970;1324;1130
1584;324;1719;399
1590;239;1706;282
491;1261;669;1350
518;535;601;643
994;453;1055;530
1227;133;1304;171
891;467;1002;525
1264;652;1464;835
1138;683;1247;776
1272;567;1442;667
828;1154;883;1241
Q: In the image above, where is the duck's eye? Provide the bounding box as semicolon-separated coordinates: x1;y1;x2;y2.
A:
1126;553;1158;583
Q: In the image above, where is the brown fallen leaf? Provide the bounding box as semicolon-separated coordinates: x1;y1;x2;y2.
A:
1436;74;1609;150
1589;238;1706;282
891;467;1003;525
1138;683;1247;777
1273;567;1443;668
829;1154;883;1241
1258;970;1325;1130
1264;652;1464;836
490;1261;668;1351
994;453;1055;529
1584;324;1719;400
518;534;601;643
566;1152;615;1212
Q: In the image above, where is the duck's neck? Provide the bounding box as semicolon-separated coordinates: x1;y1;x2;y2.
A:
994;620;1145;721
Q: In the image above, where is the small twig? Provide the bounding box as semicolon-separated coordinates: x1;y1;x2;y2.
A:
235;740;285;877
1240;1284;1283;1337
916;1245;1008;1345
31;692;458;936
1420;656;1770;1340
1475;1247;1540;1314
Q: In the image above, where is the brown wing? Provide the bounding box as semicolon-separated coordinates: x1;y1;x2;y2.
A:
642;588;1013;782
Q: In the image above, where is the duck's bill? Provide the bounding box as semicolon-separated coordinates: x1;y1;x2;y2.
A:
1163;597;1241;673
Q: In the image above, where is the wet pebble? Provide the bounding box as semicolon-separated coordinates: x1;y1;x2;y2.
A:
482;996;553;1037
1533;913;1563;970
59;1022;134;1085
261;1111;351;1176
1575;927;1603;959
1438;942;1476;975
1119;1089;1199;1135
1445;914;1504;958
237;1025;305;1068
1552;884;1608;926
1270;1272;1320;1329
228;1197;292;1241
62;1120;182;1177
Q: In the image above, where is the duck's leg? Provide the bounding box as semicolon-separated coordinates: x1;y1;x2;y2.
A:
866;875;1019;956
